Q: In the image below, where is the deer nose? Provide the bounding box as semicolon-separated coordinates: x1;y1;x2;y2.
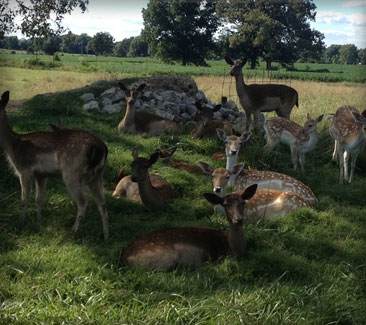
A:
230;150;237;155
214;187;222;193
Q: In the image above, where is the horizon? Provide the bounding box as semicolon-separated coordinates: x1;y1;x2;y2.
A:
7;0;366;49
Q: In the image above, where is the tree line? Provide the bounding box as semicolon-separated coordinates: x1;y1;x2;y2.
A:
1;0;366;67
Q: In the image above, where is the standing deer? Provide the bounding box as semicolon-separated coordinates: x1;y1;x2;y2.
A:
199;162;314;218
191;101;233;138
199;162;317;204
117;82;181;136
224;56;298;130
155;146;203;174
0;91;109;241
121;184;258;270
327;106;366;183
112;149;173;207
216;128;252;182
263;114;324;171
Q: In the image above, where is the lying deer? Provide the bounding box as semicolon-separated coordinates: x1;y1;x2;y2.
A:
216;128;252;180
199;162;317;204
0;91;109;241
224;56;298;130
263;113;324;171
121;184;258;270
199;162;314;218
112;149;173;207
117;82;181;136
327;106;366;183
191;101;233;138
155;146;203;174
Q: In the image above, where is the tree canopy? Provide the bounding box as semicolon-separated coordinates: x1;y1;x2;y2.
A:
142;0;219;65
216;0;325;68
88;32;114;56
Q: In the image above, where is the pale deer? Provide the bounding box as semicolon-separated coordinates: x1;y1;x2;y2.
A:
121;184;258;270
216;128;252;183
0;91;109;241
191;101;233;138
199;162;317;204
112;149;173;207
117;82;181;136
263;114;324;171
327;106;366;183
155;146;203;174
224;56;298;130
199;162;314;218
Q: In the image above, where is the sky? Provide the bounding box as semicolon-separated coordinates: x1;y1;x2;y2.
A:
9;0;366;49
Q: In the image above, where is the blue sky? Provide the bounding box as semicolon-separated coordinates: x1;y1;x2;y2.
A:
11;0;366;48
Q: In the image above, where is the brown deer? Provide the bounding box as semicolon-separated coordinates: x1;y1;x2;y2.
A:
121;184;258;270
216;128;252;178
263;113;324;171
191;101;233;138
199;162;313;218
0;91;109;241
327;106;366;183
224;56;299;130
155;146;203;174
117;82;181;136
199;162;317;204
112;149;173;207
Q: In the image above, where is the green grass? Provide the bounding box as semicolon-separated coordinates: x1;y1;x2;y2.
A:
0;78;365;324
1;49;366;83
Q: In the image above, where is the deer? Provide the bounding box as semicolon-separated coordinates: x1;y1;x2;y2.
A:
327;106;366;184
199;162;314;218
263;113;324;171
112;149;173;207
120;184;258;270
117;82;181;136
155;146;203;174
216;128;252;184
224;56;299;131
199;162;317;204
0;91;109;241
191;101;233;138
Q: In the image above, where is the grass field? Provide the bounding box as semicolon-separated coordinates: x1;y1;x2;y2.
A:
0;59;366;324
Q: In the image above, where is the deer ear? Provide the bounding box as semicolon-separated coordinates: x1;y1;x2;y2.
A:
231;163;244;177
221;96;227;105
132;148;139;160
224;55;234;66
316;114;324;123
137;84;146;92
240;58;247;67
149;151;160;165
0;91;9;109
203;192;224;206
168;146;177;156
195;101;203;110
213;104;222;112
199;161;214;175
362;109;366;119
118;82;128;91
241;184;257;201
216;128;227;141
352;111;366;124
240;131;251;143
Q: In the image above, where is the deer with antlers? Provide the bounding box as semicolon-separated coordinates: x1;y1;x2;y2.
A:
117;82;181;136
224;56;299;130
112;149;173;207
199;162;314;218
121;184;258;270
263;114;324;171
0;91;109;241
327;106;366;183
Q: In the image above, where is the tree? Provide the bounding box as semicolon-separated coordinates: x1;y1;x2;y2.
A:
42;35;62;55
323;44;341;63
88;32;115;56
217;0;325;69
142;0;219;65
5;36;20;50
127;36;148;57
358;48;366;65
339;44;358;65
114;37;134;57
0;0;88;39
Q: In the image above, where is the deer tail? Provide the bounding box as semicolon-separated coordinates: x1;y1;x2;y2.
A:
87;143;108;171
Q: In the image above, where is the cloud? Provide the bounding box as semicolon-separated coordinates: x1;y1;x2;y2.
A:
316;10;366;26
342;0;366;7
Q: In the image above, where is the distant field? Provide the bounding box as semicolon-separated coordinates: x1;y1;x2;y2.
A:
1;49;366;83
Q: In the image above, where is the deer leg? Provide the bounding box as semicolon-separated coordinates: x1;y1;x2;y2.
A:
291;146;299;170
88;176;109;242
343;150;350;182
332;140;338;162
348;149;360;183
19;174;33;225
245;111;252;131
35;176;48;224
299;152;306;172
337;144;345;184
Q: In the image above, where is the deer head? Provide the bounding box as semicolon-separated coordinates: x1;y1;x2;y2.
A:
352;109;366;139
303;113;324;134
224;56;248;77
216;128;251;157
118;82;146;105
130;149;160;183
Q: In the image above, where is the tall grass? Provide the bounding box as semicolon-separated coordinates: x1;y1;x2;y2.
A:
0;74;365;324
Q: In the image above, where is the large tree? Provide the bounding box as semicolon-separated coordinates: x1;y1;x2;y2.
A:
217;0;324;69
142;0;219;65
88;32;115;56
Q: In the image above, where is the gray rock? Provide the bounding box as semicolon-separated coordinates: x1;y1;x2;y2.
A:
195;90;207;102
83;100;99;111
103;103;122;114
80;93;95;103
226;100;239;111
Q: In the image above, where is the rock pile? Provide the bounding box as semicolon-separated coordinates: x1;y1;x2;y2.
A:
80;75;246;125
